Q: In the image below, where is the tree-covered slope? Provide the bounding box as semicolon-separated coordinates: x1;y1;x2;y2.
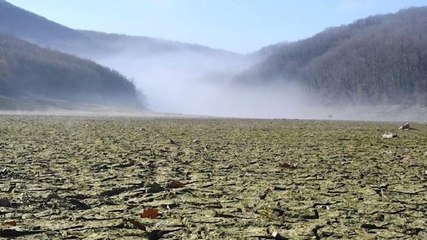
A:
0;34;141;110
0;0;83;45
237;7;427;106
0;0;239;59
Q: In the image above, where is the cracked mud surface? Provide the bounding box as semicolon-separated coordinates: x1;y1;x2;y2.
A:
0;115;426;239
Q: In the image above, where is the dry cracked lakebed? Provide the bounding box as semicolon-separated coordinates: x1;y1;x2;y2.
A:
0;115;426;239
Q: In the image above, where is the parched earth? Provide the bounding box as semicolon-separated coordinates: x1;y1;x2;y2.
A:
0;115;426;239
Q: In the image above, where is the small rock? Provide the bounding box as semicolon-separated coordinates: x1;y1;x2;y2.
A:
147;182;164;193
399;123;411;130
424;151;427;157
32;226;41;231
271;231;287;240
192;138;200;144
67;198;91;210
382;132;397;139
0;168;12;178
145;229;180;240
167;180;186;189
46;193;60;201
21;214;34;220
4;213;15;219
0;197;10;207
280;162;298;169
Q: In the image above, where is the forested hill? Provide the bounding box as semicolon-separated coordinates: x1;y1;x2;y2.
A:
0;0;238;58
0;0;82;45
0;0;244;113
0;35;141;110
237;7;427;106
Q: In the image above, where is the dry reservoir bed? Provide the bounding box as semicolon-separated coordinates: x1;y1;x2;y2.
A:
0;115;426;239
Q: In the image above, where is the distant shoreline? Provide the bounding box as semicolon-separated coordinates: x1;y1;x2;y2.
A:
0;105;426;123
0;110;206;119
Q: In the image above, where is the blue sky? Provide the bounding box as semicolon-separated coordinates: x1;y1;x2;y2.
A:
7;0;427;53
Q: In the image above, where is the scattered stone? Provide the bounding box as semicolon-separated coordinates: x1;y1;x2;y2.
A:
147;182;164;193
267;228;288;240
361;223;388;231
145;229;181;240
46;193;60;201
67;198;91;210
21;213;34;220
0;168;12;178
271;231;287;240
99;187;129;197
280;162;298;169
0;197;10;207
2;115;427;238
0;229;45;238
192;138;200;144
399;123;412;130
167;180;186;189
382;132;397;139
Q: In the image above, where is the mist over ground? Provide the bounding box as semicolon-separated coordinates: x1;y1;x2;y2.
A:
91;51;320;118
90;50;427;121
1;0;427;122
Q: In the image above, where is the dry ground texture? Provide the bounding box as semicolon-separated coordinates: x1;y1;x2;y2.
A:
0;115;426;239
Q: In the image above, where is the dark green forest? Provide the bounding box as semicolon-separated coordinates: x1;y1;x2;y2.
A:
238;7;427;106
0;35;142;109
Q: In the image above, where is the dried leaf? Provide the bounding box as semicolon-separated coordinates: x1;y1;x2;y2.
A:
140;208;159;219
3;220;17;227
167;180;186;188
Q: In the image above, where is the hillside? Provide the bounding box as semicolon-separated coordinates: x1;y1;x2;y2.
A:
0;0;249;113
0;0;84;46
0;34;142;110
237;7;427;106
0;0;239;59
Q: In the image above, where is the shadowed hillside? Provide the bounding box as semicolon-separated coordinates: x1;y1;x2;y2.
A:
0;0;248;113
0;34;142;110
